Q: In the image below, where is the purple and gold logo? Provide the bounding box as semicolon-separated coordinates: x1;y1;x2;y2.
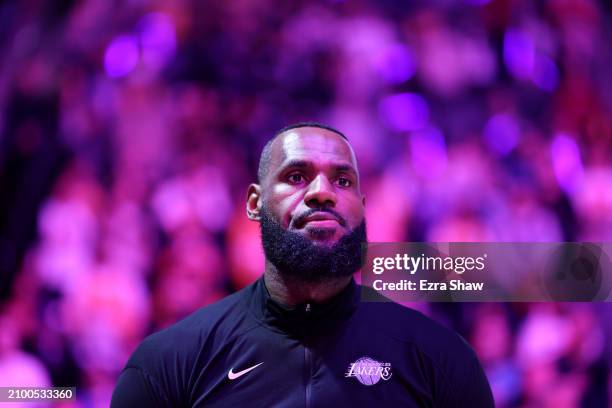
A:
345;357;392;386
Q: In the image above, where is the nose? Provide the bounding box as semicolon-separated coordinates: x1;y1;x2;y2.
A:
304;174;337;208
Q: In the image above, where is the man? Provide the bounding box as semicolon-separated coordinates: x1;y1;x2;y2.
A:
111;123;494;407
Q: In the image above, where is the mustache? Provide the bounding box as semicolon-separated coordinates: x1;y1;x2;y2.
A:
293;207;347;228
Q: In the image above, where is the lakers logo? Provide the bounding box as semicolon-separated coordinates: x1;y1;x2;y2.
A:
345;357;392;386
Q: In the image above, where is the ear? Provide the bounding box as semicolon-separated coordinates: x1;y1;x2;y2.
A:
246;183;262;221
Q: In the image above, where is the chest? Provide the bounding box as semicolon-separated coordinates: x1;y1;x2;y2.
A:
187;325;438;408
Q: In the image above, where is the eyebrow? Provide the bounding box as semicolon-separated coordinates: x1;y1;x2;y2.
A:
278;159;358;176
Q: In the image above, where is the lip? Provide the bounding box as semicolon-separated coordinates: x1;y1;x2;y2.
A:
303;219;340;228
300;212;341;228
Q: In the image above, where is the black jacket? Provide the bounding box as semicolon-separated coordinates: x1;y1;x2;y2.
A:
111;277;494;407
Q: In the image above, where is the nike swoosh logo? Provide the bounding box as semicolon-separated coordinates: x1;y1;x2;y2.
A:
228;362;264;380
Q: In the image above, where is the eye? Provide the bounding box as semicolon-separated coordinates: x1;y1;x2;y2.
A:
287;173;304;184
337;177;352;187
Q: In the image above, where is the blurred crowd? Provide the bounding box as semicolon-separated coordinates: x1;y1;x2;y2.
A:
1;0;612;406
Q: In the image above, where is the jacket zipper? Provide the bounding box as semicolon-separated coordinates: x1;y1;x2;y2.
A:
304;303;312;408
304;345;312;408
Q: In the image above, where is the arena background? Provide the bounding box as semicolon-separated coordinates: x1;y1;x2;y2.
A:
1;0;612;406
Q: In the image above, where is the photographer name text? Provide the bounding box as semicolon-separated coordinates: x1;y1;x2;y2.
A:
373;279;485;292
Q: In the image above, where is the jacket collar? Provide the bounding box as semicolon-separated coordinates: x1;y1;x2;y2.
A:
249;275;360;337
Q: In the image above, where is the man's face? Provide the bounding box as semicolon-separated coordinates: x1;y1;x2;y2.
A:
261;127;365;245
248;127;367;281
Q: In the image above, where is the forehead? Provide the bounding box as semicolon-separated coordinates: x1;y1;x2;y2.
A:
270;127;358;169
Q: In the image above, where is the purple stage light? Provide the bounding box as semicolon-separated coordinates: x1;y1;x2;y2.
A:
139;13;177;71
374;42;416;85
503;29;534;80
379;93;429;132
484;113;520;155
410;127;447;179
104;35;139;78
532;54;559;92
551;133;584;194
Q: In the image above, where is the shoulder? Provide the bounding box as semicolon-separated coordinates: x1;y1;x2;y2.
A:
124;284;256;386
356;286;479;365
356;287;493;406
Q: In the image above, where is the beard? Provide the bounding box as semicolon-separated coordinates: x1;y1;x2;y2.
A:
259;205;367;283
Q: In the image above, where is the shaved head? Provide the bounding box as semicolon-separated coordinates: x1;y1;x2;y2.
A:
257;122;348;183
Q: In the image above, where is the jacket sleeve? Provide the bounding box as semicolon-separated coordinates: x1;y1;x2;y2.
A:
437;352;495;408
111;366;170;408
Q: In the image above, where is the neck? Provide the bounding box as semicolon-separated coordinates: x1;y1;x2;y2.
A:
263;261;352;307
